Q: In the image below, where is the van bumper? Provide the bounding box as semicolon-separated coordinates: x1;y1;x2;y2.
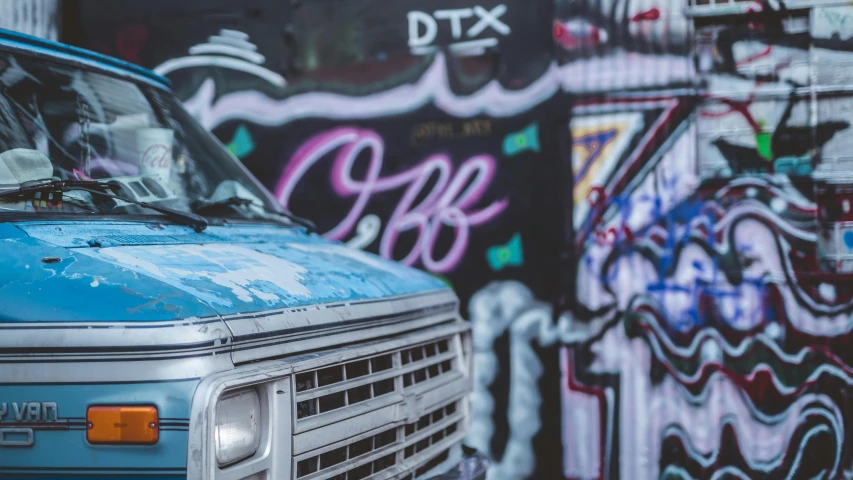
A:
425;447;489;480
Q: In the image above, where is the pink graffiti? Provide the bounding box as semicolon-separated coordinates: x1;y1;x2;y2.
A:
275;127;508;273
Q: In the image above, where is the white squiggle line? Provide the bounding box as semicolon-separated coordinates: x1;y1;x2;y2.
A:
717;177;814;211
627;201;816;252
632;298;852;376
155;57;287;88
603;324;842;478
180;53;566;131
467;281;532;463
665;415;837;477
468;281;561;480
188;44;265;64
710;467;755;480
713;202;816;243
668;378;842;432
662;465;752;480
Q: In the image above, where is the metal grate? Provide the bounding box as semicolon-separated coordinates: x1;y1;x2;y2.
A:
401;340;453;387
296;353;397;419
295;339;455;421
291;331;470;480
294;400;462;480
403;403;458;460
296;428;398;478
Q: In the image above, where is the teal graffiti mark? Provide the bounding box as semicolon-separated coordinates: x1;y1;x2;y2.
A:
227;124;255;159
773;155;812;175
487;233;524;271
502;123;540;157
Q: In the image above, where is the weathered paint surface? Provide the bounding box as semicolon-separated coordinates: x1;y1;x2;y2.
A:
0;222;446;322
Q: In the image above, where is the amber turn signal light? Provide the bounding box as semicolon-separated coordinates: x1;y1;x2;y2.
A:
87;405;159;445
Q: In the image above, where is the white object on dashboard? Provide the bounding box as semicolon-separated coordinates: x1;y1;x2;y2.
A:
135;128;174;181
0;148;53;186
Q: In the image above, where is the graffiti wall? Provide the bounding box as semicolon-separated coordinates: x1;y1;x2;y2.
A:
559;1;853;479
62;0;853;478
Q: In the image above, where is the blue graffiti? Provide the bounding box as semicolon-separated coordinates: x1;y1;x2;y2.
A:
844;231;853;249
588;170;772;330
574;128;618;183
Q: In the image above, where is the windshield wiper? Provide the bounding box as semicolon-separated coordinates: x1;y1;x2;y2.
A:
191;196;253;214
0;179;209;232
191;196;317;232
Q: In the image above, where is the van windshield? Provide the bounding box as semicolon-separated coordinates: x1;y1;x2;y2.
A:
0;48;281;223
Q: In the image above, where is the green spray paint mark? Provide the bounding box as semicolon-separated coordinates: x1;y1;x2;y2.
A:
755;131;773;160
227;124;255;159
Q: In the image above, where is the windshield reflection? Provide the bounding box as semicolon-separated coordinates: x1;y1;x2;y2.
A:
0;49;281;224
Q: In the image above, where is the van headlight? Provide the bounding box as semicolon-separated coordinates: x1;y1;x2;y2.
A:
214;388;261;466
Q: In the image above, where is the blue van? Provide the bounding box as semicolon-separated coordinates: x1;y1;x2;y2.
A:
0;29;486;480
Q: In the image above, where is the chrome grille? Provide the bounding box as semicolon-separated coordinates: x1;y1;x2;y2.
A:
402;402;458;460
294;400;462;480
294;338;456;421
400;340;453;388
296;427;398;478
292;331;471;480
296;353;397;419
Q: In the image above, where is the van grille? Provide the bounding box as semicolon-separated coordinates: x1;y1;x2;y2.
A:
294;338;456;420
403;402;458;460
296;427;398;478
291;332;470;480
295;400;461;480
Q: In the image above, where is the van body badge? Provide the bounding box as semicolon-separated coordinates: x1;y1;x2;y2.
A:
0;402;58;447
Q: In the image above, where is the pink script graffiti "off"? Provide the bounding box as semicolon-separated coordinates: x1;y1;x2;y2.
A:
275;127;509;273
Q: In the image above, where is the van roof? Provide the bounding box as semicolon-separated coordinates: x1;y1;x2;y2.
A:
0;28;171;90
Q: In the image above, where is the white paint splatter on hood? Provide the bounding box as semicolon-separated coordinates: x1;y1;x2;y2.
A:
93;243;311;307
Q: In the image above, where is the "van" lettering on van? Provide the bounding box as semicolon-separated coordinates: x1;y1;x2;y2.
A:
0;402;58;423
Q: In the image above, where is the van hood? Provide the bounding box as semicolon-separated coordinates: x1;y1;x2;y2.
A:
0;222;447;322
